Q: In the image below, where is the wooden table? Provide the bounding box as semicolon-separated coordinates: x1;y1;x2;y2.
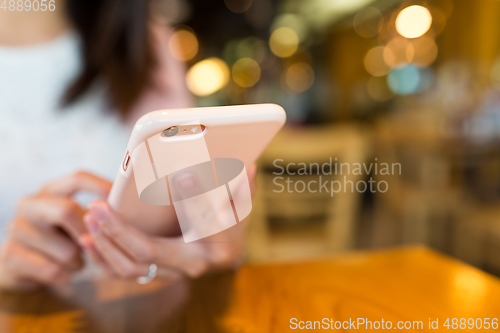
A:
0;246;499;332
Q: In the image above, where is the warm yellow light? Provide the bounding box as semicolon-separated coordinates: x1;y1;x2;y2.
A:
169;29;199;62
232;58;261;88
271;14;308;42
385;37;414;66
364;46;393;77
395;5;432;39
186;58;230;96
412;36;438;67
284;62;314;93
269;27;299;58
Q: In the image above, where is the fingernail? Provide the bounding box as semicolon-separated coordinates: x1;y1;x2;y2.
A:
84;214;100;234
89;202;107;222
175;173;196;191
78;233;94;248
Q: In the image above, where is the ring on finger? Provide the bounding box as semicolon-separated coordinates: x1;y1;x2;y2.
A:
136;263;158;284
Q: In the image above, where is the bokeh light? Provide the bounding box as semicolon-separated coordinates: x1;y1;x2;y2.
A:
411;36;438;67
367;76;394;102
232;58;261;88
269;27;299;58
235;37;268;64
283;62;315;93
364;46;394;77
387;64;421;95
186;58;230;96
296;0;376;31
385;37;414;66
169;28;199;62
224;0;253;13
271;14;308;42
395;5;432;39
353;7;384;38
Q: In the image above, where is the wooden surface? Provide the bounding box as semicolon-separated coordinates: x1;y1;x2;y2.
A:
0;246;499;332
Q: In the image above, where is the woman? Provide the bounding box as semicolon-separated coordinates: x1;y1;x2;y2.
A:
0;0;249;290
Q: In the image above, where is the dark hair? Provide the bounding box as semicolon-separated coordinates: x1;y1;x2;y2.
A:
64;0;157;117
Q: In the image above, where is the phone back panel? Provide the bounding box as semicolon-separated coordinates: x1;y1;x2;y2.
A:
108;104;286;235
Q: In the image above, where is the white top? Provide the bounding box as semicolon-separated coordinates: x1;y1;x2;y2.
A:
0;29;191;242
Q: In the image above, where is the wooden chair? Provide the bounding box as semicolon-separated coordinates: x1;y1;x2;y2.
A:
247;125;370;262
369;112;463;253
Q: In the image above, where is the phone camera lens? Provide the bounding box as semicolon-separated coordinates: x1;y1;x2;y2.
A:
162;126;179;137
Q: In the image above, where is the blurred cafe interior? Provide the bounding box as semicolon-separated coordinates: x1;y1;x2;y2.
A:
168;0;500;276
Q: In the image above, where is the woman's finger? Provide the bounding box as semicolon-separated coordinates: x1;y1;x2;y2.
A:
0;241;72;286
41;171;112;198
91;200;212;278
86;197;242;279
17;196;87;242
9;218;83;270
87;200;209;278
85;213;150;278
82;221;180;280
88;200;159;264
79;231;116;277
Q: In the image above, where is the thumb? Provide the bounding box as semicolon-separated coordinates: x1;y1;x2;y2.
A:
42;172;112;198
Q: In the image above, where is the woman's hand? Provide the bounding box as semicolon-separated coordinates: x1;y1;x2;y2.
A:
0;172;111;291
84;164;257;280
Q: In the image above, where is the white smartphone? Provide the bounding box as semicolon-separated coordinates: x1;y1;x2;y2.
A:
107;104;286;237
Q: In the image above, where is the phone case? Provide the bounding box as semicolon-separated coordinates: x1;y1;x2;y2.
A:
107;104;286;237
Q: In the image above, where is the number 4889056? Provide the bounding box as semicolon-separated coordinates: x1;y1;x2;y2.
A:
1;0;56;11
443;318;499;330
